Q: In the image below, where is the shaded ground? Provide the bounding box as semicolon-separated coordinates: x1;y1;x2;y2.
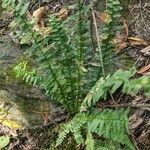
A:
125;1;150;149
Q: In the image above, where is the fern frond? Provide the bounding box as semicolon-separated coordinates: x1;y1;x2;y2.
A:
56;113;87;146
56;108;135;149
95;140;121;150
81;68;136;111
87;109;134;149
76;0;84;99
85;131;95;150
73;130;84;145
81;68;150;111
99;0;123;73
14;61;41;86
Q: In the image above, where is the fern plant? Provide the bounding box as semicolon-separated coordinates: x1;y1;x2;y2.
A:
56;69;150;150
2;0;150;149
4;0;93;114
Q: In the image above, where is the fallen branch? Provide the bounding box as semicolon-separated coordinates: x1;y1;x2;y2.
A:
97;103;150;111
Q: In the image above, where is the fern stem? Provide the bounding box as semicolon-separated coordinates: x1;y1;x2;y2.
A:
90;1;105;77
65;45;76;99
77;0;84;99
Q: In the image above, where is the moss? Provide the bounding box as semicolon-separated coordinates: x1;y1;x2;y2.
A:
15;97;52;126
0;55;35;88
0;50;54;126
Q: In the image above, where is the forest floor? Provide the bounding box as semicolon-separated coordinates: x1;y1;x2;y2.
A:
0;0;150;150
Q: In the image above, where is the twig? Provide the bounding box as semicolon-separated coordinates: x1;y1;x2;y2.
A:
98;103;150;110
131;133;140;150
90;0;105;77
108;89;118;109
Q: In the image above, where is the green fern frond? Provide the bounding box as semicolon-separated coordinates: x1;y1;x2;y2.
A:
81;68;150;111
100;0;123;72
73;131;84;145
95;140;122;150
56;113;87;146
81;68;135;110
56;108;135;149
85;131;95;150
87;109;134;149
4;1;149;149
14;61;41;86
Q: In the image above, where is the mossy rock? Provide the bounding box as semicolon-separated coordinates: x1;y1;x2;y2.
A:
0;90;54;128
0;35;66;129
0;35;44;99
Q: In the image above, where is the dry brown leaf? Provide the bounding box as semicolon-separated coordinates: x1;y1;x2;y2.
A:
113;33;125;44
130;117;143;130
129;110;144;130
95;11;111;23
113;31;128;52
138;64;150;74
55;8;69;20
32;6;46;22
128;37;148;46
32;7;47;32
115;42;128;53
140;45;150;56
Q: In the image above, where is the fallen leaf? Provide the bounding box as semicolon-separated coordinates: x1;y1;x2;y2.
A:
113;32;128;52
32;6;46;22
128;37;148;46
138;64;150;75
1;119;22;129
32;6;47;32
95;11;111;23
115;42;128;53
130;117;143;130
113;33;126;44
129;110;144;130
55;8;69;20
140;45;150;56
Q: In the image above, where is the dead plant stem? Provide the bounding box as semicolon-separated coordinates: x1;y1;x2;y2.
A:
90;0;105;77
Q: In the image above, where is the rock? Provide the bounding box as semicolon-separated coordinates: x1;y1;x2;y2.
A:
0;35;44;99
0;35;67;129
0;90;29;128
